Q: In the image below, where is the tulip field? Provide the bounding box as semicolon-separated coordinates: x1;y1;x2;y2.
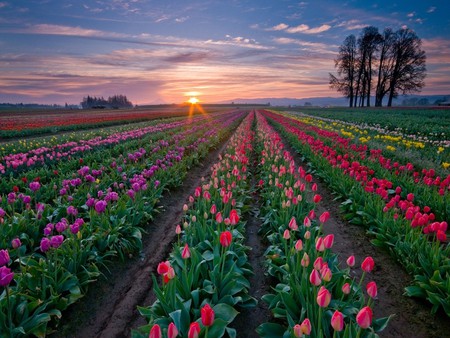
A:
0;107;448;337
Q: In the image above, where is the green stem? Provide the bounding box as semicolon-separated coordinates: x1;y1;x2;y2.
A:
205;326;209;338
6;285;13;338
317;307;323;337
356;327;363;338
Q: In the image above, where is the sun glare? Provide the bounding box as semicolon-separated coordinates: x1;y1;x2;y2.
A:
188;97;199;104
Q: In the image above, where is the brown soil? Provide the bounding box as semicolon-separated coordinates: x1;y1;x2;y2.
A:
51;120;450;338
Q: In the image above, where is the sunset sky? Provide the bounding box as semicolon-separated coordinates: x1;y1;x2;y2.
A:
0;0;449;105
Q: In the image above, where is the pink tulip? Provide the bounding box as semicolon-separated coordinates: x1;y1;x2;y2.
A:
294;239;303;251
317;286;331;307
229;209;239;225
149;324;161;338
315;237;325;252
313;257;324;270
215;212;223;224
303;216;311;227
366;281;377;298
293;324;302;337
309;269;321;286
175;224;182;235
210;204;217;214
182;244;191;259
346;255;355;267
320;266;332;282
331;310;344;331
11;238;21;249
289;217;298;230
300;318;311;335
361;257;375;272
323;234;334;249
342;282;351;294
356;306;373;329
188;322;201;338
283;229;291;240
167;323;178;338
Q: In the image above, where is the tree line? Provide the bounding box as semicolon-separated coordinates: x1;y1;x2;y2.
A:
81;94;133;109
329;27;426;107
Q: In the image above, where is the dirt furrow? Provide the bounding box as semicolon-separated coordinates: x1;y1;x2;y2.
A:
52;129;236;338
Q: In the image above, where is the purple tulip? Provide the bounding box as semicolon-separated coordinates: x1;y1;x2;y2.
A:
40;237;51;252
0;207;5;217
50;235;64;248
11;238;21;249
59;188;67;196
29;181;41;192
95;200;107;214
22;195;31;204
0;266;14;286
127;189;135;200
0;250;10;266
86;197;95;208
67;205;78;216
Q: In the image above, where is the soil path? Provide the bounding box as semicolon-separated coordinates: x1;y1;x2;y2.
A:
52;130;235;338
276;124;450;337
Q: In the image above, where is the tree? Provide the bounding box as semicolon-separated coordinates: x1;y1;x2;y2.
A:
352;27;383;107
329;35;357;107
375;28;396;106
387;28;426;106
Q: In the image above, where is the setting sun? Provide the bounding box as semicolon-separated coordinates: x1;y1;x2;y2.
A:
188;97;199;104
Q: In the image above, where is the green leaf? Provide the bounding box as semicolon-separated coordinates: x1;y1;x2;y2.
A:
213;303;239;323
206;318;228;337
372;315;393;332
256;322;287;338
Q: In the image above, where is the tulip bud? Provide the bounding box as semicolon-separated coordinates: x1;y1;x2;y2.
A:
149;324;162;338
309;269;321;286
321;266;332;282
323;234;334;249
167;323;178;338
331;310;344;332
182;244;191;259
342;282;351;294
313;257;324;270
303;216;311;227
188;322;201;338
288;217;298;230
361;256;375;272
0;249;10;266
366;281;377;298
319;211;330;224
300;318;311;335
356;306;373;329
175;224;182;234
301;252;310;267
220;231;232;247
315;237;325;252
304;230;311;239
316;286;331;307
294;239;303;251
346;255;355;267
293;324;302;337
283;229;291;240
201;303;215;327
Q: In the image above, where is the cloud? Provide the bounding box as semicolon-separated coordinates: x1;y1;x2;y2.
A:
336;20;368;31
268;23;289;31
407;12;415;18
269;23;331;34
427;7;436;13
175;16;189;23
273;37;336;54
0;2;8;9
26;24;128;38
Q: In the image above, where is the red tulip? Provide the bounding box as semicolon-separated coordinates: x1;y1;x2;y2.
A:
220;231;232;247
157;261;171;275
188;322;201;338
361;256;375;272
316;286;331;307
167;322;178;338
356;306;373;329
331;310;344;331
366;281;377;298
201;303;215;327
149;324;161;338
229;209;239;225
319;211;330;223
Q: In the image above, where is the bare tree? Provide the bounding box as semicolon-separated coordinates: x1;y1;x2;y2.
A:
387;28;426;106
329;35;357;107
375;28;396;106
